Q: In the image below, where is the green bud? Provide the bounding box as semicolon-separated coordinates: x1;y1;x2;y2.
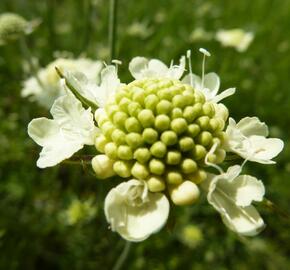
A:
202;103;215;117
156;100;172;115
193;145;207;160
207;153;217;163
157;89;173;100
106;104;119;119
181;159;198;174
113;111;128;128
104;142;118;159
209;118;220;132
147;176;166;192
145;94;159;111
171;108;183;119
182;92;195;105
215;149;226;164
157;79;173;89
111;129;126;145
161;130;178;146
115;90;128;103
171;118;188;135
168;85;183;96
183;106;199;123
113;160;132;178
187;170;207;184
146;83;158;94
125;117;142;133
95;109;108;125
117;145;133;160
196;116;210;130
125;133;143;148
179;137;195;152
92;155;115;179
166;171;183;185
131;162;150;180
127;102;142;117
187;124;200;137
119;97;131;112
134;148;151;164
216;118;225;130
101;121;115;139
197;131;212;146
149;159;165;175
172;94;187;109
138;109;155;128
142;128;158;144
132;88;145;106
95;135;109;153
155;114;170;132
166;151;181;165
150;141;167;158
194;91;205;103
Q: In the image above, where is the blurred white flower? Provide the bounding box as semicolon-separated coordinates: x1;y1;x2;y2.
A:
216;29;254;52
104;179;170;242
182;72;235;103
22;58;103;108
126;21;153;39
189;27;212;43
203;165;265;236
225;117;284;164
28;93;98;168
129;56;186;80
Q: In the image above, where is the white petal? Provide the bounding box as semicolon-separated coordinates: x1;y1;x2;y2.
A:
129;57;149;79
166;56;186;79
147;59;169;77
104;180;170;242
212;87;236;103
236;117;269;137
28;118;61;146
231;175;265;207
182;73;202;89
203;72;220;97
50;93;97;145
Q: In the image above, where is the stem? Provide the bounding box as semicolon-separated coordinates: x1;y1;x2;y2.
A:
20;37;44;89
108;0;118;61
262;198;290;221
112;241;132;270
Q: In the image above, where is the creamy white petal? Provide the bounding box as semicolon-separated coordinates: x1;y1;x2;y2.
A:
129;57;149;79
50;93;97;145
182;73;201;89
166;56;186;79
104;180;170;242
147;59;169;77
212;88;236;103
203;72;220;98
236;117;268;137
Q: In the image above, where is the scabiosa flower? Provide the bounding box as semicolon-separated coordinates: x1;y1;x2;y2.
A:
28;49;284;241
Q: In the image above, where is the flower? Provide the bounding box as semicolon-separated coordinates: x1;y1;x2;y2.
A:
22;58;103;108
182;72;235;103
28;93;98;168
225;117;284;164
104;179;169;242
129;56;186;80
216;29;254;52
126;21;153;39
202;165;265;236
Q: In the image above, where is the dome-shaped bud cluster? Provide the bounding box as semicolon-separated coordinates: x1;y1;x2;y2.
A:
94;78;226;200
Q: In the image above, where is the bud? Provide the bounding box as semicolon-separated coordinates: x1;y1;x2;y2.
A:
113;111;127;128
111;129;126;145
166;150;182;165
187;170;207;184
181;159;198;174
125;117;142;133
171;118;188;135
149;159;165;175
92;155;115;179
131;162;150;180
166;171;183;185
202;103;215;117
172;94;187;108
193;145;207;160
104;142;118;159
145;94;159;111
113;160;132;177
156;100;172;114
197;131;212;146
150;141;167;158
169;181;200;205
161;130;178;146
155;114;170;131
127;102;142;117
179;137;195;152
214;103;229;121
95;135;109;153
171;108;183;119
187;124;200;137
147;176;166;192
134;148;151;164
142;128;158;144
117;145;133;160
119;97;131;112
138;109;155;128
126;133;143;148
196;116;210;130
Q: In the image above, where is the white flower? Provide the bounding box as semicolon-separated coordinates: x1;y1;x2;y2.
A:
226;117;284;164
28;93;98;168
126;21;153;39
129;56;186;80
216;29;254;52
22;58;103;108
203;165;265;236
104;179;170;242
182;72;235;103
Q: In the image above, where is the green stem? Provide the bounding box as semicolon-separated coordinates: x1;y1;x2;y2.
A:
112;241;132;270
108;0;118;61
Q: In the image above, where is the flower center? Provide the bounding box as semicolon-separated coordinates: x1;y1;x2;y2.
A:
95;77;226;192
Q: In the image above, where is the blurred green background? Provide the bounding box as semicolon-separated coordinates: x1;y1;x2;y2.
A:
1;0;290;269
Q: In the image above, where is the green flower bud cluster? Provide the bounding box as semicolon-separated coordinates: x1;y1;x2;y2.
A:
0;13;29;45
94;77;226;195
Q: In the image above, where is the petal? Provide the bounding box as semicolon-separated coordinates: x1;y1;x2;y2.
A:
236;117;269;137
231;175;265;207
203;72;220;97
167;56;186;79
212;87;236;103
181;73;202;89
104;180;170;242
28;118;60;146
146;59;169;77
129;57;149;79
50;94;97;145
